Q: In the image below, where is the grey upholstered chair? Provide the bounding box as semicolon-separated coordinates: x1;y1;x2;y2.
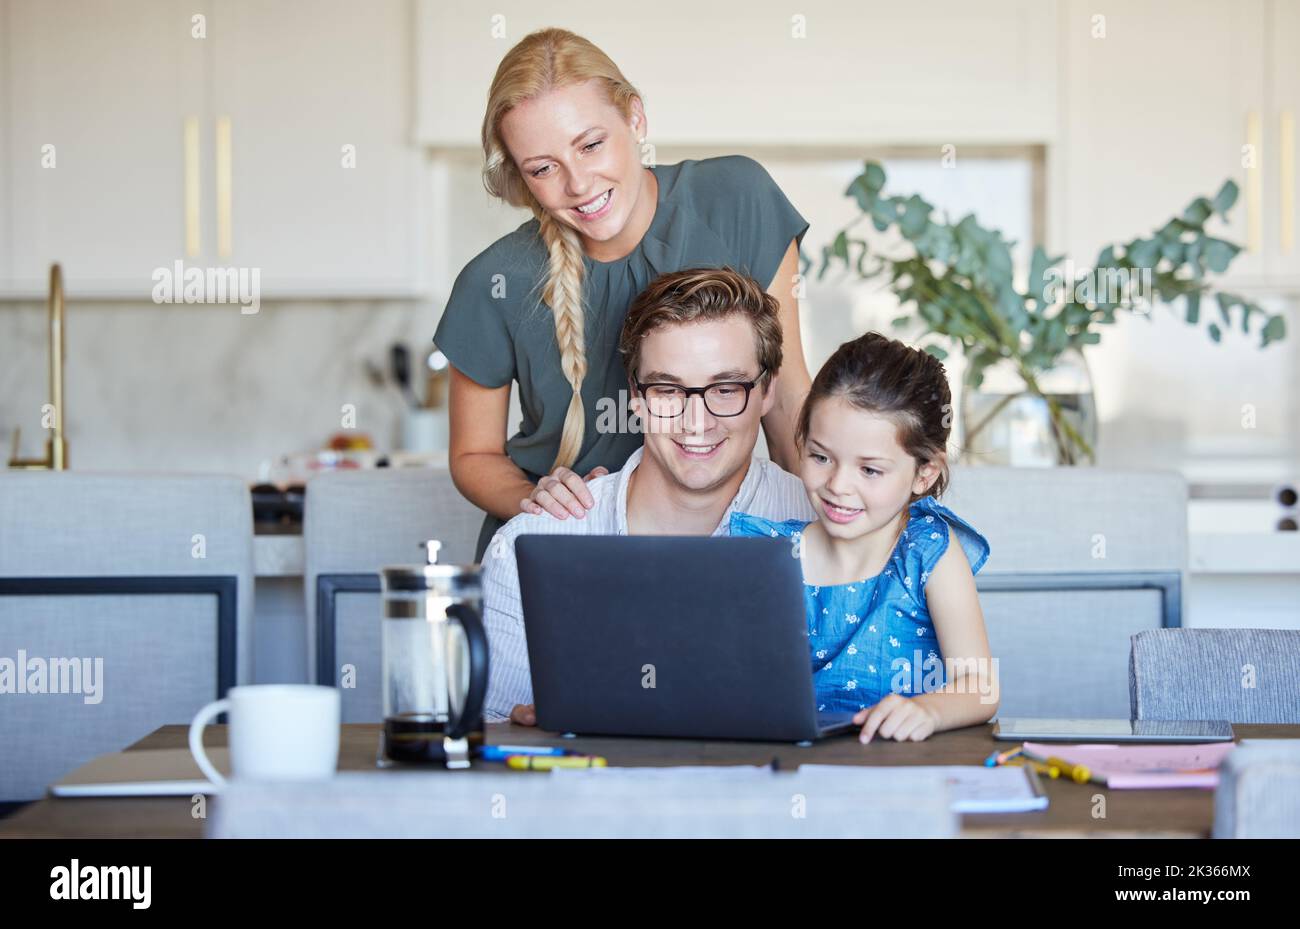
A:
1213;741;1300;838
303;467;484;723
0;472;254;802
941;466;1187;718
1130;628;1300;723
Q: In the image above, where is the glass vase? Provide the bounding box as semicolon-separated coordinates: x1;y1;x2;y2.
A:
959;348;1098;466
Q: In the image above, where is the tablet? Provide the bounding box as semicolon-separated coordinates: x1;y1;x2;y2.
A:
49;747;227;797
992;718;1234;743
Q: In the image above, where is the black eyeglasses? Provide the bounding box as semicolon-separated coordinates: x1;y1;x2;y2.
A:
633;368;767;419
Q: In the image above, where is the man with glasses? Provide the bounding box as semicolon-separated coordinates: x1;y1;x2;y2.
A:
481;266;816;724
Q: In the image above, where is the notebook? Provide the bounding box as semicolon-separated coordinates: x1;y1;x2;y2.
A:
49;748;228;797
797;764;1048;813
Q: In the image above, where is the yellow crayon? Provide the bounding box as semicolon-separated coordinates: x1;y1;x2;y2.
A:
506;754;607;770
1044;755;1094;785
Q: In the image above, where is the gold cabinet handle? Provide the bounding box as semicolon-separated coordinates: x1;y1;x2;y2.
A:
216;116;232;259
1281;110;1295;255
184;116;201;257
1246;110;1263;254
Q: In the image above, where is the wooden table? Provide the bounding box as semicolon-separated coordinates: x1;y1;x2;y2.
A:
4;722;1292;838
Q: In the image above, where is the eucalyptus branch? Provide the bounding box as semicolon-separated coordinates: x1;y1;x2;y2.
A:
810;160;1287;465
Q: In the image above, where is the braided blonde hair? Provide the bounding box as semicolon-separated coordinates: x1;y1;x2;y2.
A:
480;28;644;472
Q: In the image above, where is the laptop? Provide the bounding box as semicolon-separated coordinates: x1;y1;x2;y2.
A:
514;534;859;742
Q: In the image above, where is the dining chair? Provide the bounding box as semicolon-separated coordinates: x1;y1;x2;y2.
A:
0;472;254;802
303;467;483;722
1213;740;1300;838
1130;627;1300;722
942;466;1187;718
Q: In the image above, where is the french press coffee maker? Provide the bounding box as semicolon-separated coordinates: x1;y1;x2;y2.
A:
378;540;488;769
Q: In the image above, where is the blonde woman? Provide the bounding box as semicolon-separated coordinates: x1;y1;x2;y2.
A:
436;27;812;562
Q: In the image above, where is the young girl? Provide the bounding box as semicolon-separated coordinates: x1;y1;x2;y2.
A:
731;332;998;743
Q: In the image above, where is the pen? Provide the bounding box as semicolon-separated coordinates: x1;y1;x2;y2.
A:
479;745;567;762
1021;753;1046;800
506;754;607;770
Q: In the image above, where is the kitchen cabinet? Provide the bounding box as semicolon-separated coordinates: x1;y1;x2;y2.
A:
0;0;424;300
415;0;1059;148
0;1;9;287
208;0;424;296
1058;0;1300;291
2;0;206;296
1268;0;1300;284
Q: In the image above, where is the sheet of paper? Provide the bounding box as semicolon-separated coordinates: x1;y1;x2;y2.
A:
1023;741;1235;773
550;764;772;780
1022;740;1237;789
551;764;974;821
556;764;1044;814
794;764;1048;813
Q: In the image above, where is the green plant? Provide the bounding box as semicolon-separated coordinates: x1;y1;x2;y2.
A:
807;160;1287;464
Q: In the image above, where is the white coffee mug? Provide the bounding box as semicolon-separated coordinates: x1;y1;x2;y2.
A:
188;684;340;788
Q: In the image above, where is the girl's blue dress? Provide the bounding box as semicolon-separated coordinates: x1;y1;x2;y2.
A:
730;496;990;714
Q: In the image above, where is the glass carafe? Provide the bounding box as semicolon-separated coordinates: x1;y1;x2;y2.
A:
378;540;488;768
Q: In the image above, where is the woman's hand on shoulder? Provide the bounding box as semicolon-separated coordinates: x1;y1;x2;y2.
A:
521;465;609;519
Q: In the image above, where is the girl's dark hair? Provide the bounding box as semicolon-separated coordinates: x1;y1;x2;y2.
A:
796;332;953;500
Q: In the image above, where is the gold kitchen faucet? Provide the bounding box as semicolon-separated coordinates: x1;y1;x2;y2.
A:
8;264;68;470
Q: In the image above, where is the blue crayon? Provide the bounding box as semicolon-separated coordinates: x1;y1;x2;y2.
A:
479;745;567;762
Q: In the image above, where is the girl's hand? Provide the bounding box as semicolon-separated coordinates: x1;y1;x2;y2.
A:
853;694;940;744
520;465;609;519
509;703;537;726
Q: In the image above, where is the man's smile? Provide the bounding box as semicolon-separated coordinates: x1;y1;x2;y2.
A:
672;437;726;460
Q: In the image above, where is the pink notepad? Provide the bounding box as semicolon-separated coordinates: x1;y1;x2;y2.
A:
1023;741;1237;789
